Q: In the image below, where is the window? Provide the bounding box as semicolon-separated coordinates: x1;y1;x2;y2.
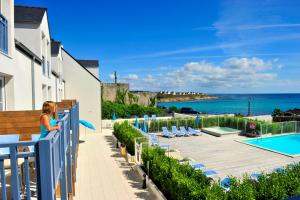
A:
48;86;52;100
0;77;5;111
42;84;47;102
42;56;46;75
0;13;8;54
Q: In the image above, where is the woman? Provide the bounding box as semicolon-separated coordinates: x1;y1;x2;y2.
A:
40;101;61;138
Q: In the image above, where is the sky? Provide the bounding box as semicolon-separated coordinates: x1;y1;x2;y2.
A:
16;0;300;93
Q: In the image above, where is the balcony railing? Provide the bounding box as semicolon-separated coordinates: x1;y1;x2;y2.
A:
0;101;80;200
0;13;8;54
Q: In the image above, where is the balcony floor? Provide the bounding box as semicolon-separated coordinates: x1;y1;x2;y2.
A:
74;128;154;200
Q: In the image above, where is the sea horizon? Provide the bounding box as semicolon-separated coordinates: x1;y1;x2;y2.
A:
158;93;300;115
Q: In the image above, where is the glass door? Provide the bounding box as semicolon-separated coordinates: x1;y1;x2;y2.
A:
0;77;5;111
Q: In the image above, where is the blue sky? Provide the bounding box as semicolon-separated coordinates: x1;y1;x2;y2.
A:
16;0;300;93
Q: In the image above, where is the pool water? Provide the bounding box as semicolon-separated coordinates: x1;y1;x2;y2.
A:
244;134;300;156
202;127;241;137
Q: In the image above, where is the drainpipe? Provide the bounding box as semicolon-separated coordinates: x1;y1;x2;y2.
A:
55;76;58;102
31;58;36;110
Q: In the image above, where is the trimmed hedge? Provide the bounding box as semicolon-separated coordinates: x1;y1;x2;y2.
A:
114;121;300;200
113;121;145;155
142;147;212;200
138;116;298;136
102;101;166;119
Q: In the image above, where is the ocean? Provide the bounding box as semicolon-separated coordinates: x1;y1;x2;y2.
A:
157;94;300;115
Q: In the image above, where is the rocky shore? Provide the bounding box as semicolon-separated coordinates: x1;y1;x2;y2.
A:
157;94;218;103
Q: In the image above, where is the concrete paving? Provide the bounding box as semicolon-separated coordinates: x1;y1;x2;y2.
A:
159;132;300;179
74;128;154;200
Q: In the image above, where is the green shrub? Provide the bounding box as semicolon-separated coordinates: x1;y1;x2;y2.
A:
142;147;210;200
116;121;300;199
226;177;256;200
102;101;166;119
113;121;145;155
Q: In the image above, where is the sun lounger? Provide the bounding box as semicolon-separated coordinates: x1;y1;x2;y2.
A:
151;114;157;121
191;163;206;170
220;177;231;191
162;127;175;138
171;126;184;137
159;144;170;150
148;133;170;149
144;115;149;121
188;127;202;136
273;167;286;174
287;163;296;169
250;172;262;182
203;170;218;177
179;126;192;136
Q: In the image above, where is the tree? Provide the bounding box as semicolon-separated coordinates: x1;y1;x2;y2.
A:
115;88;128;105
149;97;156;107
128;92;139;104
272;108;284;117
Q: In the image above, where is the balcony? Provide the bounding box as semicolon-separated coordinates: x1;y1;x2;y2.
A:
0;13;8;55
0;100;79;200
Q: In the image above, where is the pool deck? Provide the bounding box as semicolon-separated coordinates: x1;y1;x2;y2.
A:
74;128;154;200
159;132;300;179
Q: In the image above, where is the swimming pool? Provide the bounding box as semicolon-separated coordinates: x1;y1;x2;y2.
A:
243;134;300;157
202;127;242;137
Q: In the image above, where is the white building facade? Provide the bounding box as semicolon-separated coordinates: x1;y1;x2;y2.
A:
0;1;102;131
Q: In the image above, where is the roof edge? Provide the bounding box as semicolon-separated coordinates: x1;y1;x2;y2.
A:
62;48;101;83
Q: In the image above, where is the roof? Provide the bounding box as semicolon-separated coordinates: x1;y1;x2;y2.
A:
77;60;99;68
15;5;47;24
51;40;61;56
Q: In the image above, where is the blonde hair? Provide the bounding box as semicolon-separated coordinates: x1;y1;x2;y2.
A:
41;101;57;119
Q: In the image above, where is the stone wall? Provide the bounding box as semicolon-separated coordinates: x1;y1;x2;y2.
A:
101;83;157;106
130;91;157;106
101;83;129;103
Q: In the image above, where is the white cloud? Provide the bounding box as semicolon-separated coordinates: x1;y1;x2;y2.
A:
126;57;280;91
194;23;300;32
127;74;139;80
120;74;139;82
109;73;115;80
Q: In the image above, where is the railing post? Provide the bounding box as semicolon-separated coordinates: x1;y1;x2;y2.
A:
70;106;77;181
66;114;73;196
0;160;7;200
36;138;55;200
10;146;21;200
59;121;68;200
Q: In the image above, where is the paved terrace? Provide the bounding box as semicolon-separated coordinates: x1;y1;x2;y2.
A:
74;128;154;200
159;133;300;179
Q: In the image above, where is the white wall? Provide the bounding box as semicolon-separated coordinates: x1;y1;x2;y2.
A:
85;67;99;79
13;48;33;110
51;46;65;102
62;49;102;132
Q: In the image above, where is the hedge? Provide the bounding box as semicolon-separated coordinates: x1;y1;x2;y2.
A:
114;121;300;200
137;116;299;136
113;121;145;155
102;101;166;119
142;147;212;200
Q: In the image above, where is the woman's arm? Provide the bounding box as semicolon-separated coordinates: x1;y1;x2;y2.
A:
41;115;61;131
